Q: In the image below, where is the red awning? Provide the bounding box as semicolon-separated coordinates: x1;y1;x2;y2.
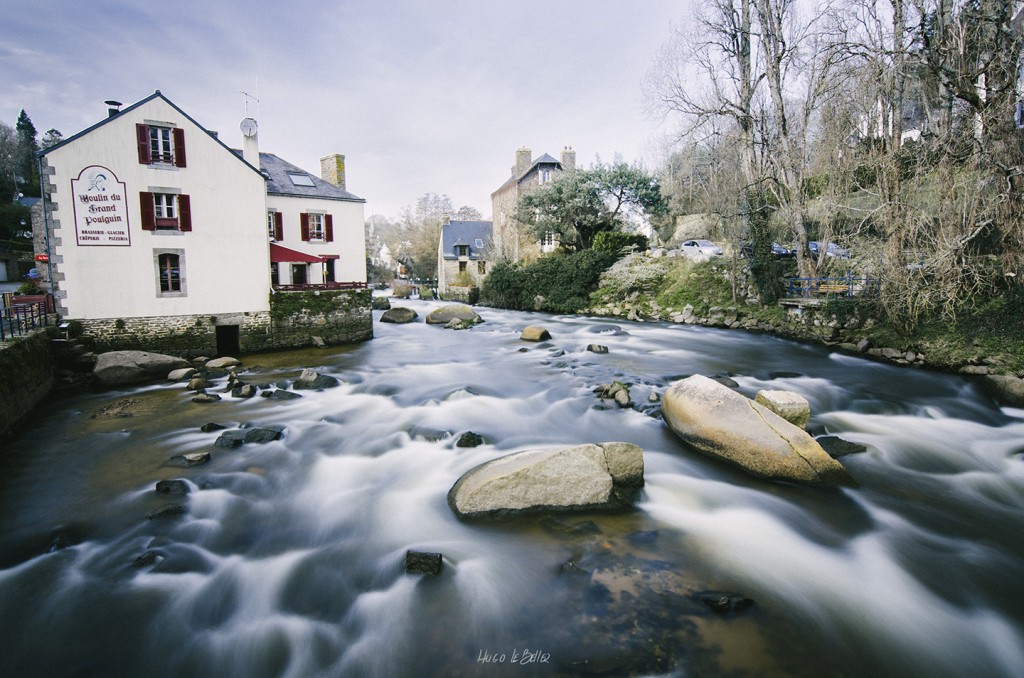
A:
270;243;324;264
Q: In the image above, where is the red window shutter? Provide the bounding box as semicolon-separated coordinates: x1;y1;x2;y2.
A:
324;214;334;242
300;213;310;241
178;194;192;231
274;212;283;241
136;124;151;164
173;128;187;167
140;192;155;230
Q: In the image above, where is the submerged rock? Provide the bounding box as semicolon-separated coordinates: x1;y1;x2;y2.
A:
817;435;868;458
447;442;644;520
661;375;854;487
155;480;189;495
167;452;210;467
145;504;186;520
405;550;443;575
292;368;339;390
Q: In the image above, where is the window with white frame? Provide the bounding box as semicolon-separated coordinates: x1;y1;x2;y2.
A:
154;193;176;228
307;213;324;240
149;126;174;164
540;169;552;184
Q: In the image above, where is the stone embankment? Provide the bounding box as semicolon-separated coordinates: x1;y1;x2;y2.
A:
587;298;1024;405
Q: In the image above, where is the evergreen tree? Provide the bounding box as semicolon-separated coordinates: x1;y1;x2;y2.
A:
15;110;39;197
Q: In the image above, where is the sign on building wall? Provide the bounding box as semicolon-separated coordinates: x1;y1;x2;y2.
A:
71;165;130;246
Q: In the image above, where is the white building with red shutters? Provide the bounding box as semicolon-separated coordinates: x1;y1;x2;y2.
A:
36;91;370;355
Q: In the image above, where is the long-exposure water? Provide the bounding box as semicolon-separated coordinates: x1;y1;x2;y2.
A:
1;298;1023;677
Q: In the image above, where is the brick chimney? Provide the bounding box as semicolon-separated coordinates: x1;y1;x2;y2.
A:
560;146;576;171
320;154;346;189
515;147;532;177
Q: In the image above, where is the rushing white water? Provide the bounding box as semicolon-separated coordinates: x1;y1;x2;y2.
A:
1;298;1022;677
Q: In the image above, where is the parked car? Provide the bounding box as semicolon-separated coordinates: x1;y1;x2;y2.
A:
679;239;724;257
740;241;795;258
808;241;851;259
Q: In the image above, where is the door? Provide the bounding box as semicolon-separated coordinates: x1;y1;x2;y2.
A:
216;325;240;357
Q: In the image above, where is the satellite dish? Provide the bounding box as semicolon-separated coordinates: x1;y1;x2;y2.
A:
240;117;258;138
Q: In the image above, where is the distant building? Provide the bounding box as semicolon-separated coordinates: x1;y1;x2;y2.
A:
437;220;493;299
490;146;575;261
36;91;370;355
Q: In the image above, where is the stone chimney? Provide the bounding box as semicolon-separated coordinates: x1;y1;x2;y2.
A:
515;147;532;177
320;154;346;189
560;146;576;171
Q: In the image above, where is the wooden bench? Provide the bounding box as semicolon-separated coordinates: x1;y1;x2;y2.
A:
816;284;850;295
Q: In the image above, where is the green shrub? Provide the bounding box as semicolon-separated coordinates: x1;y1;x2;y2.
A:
592;254;669;304
480;250;616;313
593;231;649;256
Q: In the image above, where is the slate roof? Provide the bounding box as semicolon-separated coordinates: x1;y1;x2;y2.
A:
491;152;564;196
37;90;264;179
259;152;365;203
440;220;493;260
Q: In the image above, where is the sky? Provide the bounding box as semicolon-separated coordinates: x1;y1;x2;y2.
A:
0;0;687;220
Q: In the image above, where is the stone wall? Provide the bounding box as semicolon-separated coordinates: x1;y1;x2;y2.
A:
266;288;373;349
74;289;373;357
0;330;56;436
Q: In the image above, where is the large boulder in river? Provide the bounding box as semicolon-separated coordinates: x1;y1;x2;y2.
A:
448;442;644;520
425;304;481;325
661;375;853;487
380;307;418;324
94;351;190;387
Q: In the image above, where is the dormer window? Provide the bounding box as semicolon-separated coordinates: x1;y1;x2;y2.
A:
288;172;315;187
456;244;469;257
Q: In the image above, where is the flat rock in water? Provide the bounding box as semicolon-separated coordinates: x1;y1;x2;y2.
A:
205;357;241;369
817;435;868;457
263;389;303;400
447;442;644;520
661;375;854;487
167;367;196;381
979;374;1024;408
425;304;481;325
94;351;191;387
404;550;443;575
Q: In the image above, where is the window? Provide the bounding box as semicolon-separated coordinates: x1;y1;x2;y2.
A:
268;210;283;240
291;263;308;284
459;261;467;273
456;244;469;257
136;124;186;167
154;249;186;296
308;213;324;240
478;261;486;274
475;239;484;248
300;213;333;241
287;172;316;187
540;169;552;184
140;191;191;232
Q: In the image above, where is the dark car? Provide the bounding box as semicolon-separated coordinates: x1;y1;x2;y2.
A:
740;241;795;259
808;241;851;259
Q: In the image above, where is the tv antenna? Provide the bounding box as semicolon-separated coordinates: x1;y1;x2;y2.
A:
240;83;260;119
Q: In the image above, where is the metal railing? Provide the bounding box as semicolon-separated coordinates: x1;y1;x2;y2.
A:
272;281;368;292
784;276;880;299
1;299;53;341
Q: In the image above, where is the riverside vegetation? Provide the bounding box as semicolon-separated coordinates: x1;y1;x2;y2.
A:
478;248;1024;377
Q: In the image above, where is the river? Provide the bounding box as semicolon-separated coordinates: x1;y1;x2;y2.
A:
1;298;1022;677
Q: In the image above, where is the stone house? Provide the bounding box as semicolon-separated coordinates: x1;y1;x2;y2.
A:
490;146;575;262
35;91;370;356
436;220;493;299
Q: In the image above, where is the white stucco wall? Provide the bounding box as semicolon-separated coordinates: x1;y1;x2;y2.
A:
266;194;366;284
42;96;269;320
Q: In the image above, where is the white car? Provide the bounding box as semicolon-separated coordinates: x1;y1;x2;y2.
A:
680;239;724;257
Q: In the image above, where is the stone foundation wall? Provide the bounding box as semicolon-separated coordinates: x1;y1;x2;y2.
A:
74;289;373;357
0;330;56;436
